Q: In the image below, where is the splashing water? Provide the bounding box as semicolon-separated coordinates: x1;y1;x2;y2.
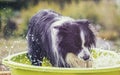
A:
0;38;27;64
0;38;27;71
91;48;120;68
95;37;116;51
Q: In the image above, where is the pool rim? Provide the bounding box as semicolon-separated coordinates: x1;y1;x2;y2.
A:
2;49;120;73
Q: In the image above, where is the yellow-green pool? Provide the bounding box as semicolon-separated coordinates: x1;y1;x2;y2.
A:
2;49;120;75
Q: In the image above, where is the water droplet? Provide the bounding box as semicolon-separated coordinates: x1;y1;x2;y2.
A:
5;46;8;48
11;46;14;49
36;39;38;42
32;35;34;37
32;59;35;62
31;37;34;41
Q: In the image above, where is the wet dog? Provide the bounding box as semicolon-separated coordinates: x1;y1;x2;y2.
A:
27;9;96;67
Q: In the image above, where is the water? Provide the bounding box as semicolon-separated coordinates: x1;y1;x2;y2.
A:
92;49;120;68
95;37;116;51
7;48;120;68
0;38;27;64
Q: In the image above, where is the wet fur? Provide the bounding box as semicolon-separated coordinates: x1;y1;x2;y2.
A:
27;9;95;67
66;53;92;68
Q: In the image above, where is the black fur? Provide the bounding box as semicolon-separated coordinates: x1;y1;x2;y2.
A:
27;9;95;67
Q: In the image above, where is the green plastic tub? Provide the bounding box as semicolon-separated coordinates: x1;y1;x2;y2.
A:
2;49;120;75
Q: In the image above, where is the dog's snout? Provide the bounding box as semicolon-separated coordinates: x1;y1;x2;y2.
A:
83;55;90;60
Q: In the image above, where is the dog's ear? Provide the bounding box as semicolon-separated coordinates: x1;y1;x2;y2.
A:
76;19;91;26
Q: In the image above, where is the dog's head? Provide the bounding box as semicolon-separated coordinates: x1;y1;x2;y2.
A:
54;19;95;62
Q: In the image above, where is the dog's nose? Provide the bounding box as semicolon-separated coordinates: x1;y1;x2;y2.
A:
83;55;90;60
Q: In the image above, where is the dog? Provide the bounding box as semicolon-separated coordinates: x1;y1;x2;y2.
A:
27;9;96;67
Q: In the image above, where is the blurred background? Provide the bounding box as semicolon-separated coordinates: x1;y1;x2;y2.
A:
0;0;120;70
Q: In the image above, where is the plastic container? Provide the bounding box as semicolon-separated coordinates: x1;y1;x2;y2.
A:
2;49;120;75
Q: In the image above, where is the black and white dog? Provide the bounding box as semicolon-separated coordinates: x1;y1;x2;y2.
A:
27;9;96;67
